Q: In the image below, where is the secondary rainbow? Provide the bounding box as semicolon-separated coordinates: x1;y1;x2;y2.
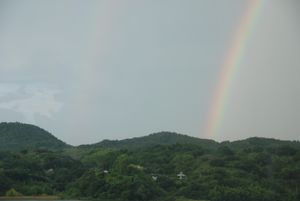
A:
204;0;264;139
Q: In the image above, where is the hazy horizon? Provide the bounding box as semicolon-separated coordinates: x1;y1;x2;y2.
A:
0;0;300;145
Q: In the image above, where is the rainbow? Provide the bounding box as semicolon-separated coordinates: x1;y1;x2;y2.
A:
204;0;264;139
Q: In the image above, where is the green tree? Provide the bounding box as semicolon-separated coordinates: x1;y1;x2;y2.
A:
5;188;22;197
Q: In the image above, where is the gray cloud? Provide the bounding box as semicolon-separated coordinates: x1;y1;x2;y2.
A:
0;0;299;145
0;84;63;123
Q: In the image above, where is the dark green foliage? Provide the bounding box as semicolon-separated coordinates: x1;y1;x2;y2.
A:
0;122;69;151
66;141;300;201
1;123;300;201
0;150;84;196
79;131;219;150
229;137;300;150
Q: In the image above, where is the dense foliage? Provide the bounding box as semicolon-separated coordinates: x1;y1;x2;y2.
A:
0;122;68;151
0;123;300;201
1;143;300;201
81;131;218;150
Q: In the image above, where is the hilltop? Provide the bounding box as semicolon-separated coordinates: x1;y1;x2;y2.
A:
1;122;300;152
80;131;219;150
0;122;69;151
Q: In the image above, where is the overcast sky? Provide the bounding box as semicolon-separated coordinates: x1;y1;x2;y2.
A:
0;0;299;145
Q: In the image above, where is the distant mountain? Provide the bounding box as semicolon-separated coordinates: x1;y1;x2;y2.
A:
1;122;299;152
79;132;300;151
0;122;70;151
224;136;300;150
79;131;219;150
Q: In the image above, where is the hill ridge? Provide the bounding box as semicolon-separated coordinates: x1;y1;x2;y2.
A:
0;122;70;151
1;122;300;151
77;131;218;150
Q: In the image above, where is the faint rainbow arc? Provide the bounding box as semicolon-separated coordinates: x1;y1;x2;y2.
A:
204;0;264;139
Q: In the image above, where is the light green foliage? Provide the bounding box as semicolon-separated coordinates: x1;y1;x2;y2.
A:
5;188;22;197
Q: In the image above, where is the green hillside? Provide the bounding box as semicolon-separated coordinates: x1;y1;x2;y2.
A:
80;132;219;150
1;140;300;201
0;122;69;151
225;137;300;150
1;122;300;201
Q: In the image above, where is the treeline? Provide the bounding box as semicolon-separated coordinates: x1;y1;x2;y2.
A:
1;143;300;201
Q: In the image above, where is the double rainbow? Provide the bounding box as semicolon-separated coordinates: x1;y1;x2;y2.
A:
204;0;264;139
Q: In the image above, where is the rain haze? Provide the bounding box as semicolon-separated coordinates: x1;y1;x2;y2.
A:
0;0;299;145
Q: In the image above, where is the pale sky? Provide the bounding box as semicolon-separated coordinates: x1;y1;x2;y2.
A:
0;0;299;145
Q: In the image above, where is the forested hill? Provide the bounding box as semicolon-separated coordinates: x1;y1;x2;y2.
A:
1;122;300;201
0;122;69;151
1;135;300;201
225;137;300;150
80;132;219;150
1;122;300;152
78;132;300;151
